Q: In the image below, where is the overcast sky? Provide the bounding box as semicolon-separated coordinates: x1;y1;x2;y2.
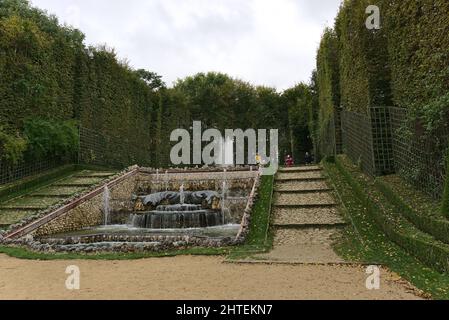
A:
30;0;342;90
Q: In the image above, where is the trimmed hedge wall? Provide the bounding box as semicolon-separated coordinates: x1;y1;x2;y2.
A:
316;28;341;155
384;0;449;111
0;0;161;167
442;153;449;219
334;0;392;114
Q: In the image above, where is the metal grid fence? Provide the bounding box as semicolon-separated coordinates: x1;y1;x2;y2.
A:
390;107;448;199
0;126;143;187
317;113;336;160
0;157;69;186
370;106;395;175
341;109;375;175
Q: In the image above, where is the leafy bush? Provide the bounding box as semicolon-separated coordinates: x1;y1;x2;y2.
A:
0;128;27;166
442;151;449;219
23;119;79;160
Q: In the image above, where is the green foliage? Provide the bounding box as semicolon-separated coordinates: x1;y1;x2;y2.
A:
135;69;166;91
23;119;78;160
316;28;340;124
442;151;449;219
281;84;314;160
0;1;314;169
335;0;391;113
0;1;161;168
385;0;449;111
0;127;27;166
316;28;340;157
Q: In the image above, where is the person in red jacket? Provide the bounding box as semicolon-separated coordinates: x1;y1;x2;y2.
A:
285;155;294;167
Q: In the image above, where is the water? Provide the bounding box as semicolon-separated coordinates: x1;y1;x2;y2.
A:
47;224;241;239
180;184;185;205
222;169;227;225
103;185;111;225
165;171;169;191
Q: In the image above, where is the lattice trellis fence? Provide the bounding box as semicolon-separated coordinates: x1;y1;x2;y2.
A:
341;107;394;177
390;107;448;199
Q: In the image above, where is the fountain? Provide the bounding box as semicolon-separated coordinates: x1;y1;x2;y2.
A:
222;169;227;225
180;184;185;205
129;190;225;229
103;185;111;225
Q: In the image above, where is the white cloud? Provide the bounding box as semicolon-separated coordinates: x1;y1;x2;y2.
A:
30;0;342;90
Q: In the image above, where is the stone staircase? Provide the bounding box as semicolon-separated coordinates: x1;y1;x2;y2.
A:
0;169;116;229
257;165;348;264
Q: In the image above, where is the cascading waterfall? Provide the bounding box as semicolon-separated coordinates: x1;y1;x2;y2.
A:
103;185;111;225
128;188;227;230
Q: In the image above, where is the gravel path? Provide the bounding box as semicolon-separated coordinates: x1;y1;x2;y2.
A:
0;254;422;300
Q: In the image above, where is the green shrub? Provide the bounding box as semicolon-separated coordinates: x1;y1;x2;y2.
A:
23;119;79;160
442;151;449;219
0;128;27;166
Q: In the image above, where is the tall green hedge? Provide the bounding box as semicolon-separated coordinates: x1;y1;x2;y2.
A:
384;0;449;111
0;0;161;167
334;0;392;114
0;0;311;169
442;151;449;219
316;28;340;156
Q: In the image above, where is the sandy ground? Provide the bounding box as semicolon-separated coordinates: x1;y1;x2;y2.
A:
0;254;421;300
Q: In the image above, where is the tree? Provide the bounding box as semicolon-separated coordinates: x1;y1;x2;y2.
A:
135;69;166;91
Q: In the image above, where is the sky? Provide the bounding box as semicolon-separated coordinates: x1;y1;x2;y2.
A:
30;0;342;91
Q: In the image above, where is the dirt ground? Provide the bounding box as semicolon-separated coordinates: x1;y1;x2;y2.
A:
0;254;422;300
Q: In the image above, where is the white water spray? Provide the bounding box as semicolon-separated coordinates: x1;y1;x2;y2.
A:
103;185;110;226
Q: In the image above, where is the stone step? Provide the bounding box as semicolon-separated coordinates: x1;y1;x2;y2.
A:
276;172;323;181
0;206;44;211
275;177;327;183
273;207;346;226
274;188;333;194
275;181;330;191
274;192;337;207
273;223;347;229
53;183;93;188
75;173;116;178
279;166;322;173
28;194;73;198
0;210;35;226
274;203;337;209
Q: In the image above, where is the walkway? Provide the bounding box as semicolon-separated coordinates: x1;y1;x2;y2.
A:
257;165;347;263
